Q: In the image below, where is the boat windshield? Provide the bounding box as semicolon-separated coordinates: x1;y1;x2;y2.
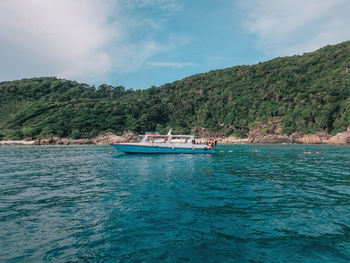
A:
145;136;167;143
140;135;193;144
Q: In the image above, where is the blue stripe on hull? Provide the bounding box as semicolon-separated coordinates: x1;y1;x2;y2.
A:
112;144;216;154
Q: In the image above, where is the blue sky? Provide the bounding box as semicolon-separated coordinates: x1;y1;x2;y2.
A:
1;0;350;90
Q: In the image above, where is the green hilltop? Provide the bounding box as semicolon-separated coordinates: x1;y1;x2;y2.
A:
1;41;349;140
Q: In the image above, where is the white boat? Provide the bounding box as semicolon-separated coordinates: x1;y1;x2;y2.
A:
112;130;216;154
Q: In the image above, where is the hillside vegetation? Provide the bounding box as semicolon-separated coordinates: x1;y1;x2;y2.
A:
0;41;349;140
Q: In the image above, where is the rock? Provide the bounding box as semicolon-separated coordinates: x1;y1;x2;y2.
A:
295;134;322;144
34;137;93;145
33;131;137;145
122;130;139;142
274;134;293;143
247;134;293;144
92;132;126;144
217;137;251;144
67;138;92;145
34;137;59;145
328;128;350;145
294;132;331;144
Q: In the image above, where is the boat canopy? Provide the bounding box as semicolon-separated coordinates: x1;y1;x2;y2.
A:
138;129;196;143
141;129;194;138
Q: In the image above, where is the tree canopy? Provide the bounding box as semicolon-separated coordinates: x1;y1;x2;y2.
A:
1;41;349;140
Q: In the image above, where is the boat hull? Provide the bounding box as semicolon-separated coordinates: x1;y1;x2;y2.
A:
112;144;216;154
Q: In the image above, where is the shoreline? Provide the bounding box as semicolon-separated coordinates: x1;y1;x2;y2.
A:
1;129;349;146
1;142;350;147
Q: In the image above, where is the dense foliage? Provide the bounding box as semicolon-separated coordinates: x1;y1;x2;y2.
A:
1;41;349;140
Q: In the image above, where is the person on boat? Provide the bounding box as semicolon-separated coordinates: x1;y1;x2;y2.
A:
192;139;196;144
208;139;213;149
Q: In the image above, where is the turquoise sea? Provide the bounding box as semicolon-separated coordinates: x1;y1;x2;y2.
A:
0;144;350;262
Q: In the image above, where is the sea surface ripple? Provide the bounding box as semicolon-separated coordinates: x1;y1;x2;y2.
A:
0;144;350;262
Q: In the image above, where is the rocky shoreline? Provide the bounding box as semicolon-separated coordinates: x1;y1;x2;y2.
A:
1;128;350;146
217;129;350;145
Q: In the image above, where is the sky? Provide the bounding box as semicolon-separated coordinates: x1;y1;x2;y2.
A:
0;0;350;90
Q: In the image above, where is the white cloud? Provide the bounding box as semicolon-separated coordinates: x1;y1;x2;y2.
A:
0;0;119;82
147;61;195;68
0;0;177;83
242;0;350;56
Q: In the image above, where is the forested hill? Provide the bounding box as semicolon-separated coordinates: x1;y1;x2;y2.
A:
1;41;350;140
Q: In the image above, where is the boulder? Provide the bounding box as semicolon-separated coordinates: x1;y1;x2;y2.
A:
328;128;350;145
294;134;322;144
92;132;126;144
122;130;139;142
35;137;60;145
293;132;332;144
